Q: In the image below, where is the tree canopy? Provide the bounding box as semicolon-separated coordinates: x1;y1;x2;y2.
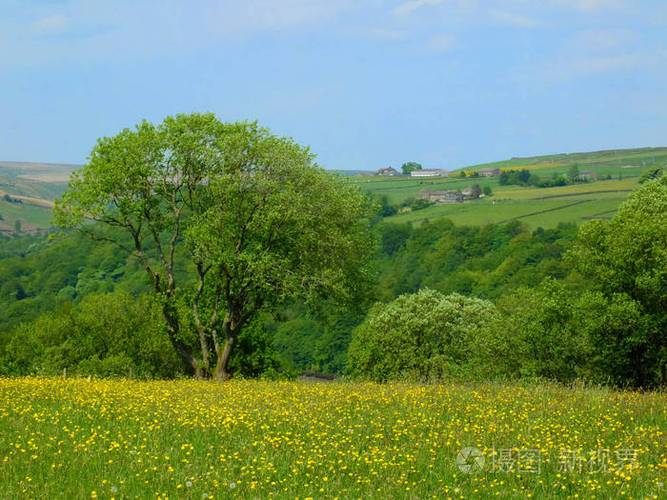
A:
55;113;375;379
347;289;497;381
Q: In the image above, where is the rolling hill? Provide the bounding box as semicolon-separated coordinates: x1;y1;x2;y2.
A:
1;147;665;235
350;146;666;229
0;161;79;235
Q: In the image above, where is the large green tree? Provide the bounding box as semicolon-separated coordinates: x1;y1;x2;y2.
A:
55;113;374;380
566;177;667;386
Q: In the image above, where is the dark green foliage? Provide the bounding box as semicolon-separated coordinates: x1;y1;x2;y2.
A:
1;176;664;387
476;279;654;386
499;169;533;186
0;292;182;378
401;162;422;175
535;174;568;188
0;231;148;332
379;223;413;256
375;219;576;300
565;177;667;386
639;168;664;183
377;195;397;217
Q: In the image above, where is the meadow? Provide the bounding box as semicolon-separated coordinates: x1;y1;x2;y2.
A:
0;199;53;234
346;146;667;229
352;174;642;228
1;377;665;499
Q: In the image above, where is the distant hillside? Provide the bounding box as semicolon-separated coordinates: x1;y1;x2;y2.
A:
0;161;80;200
0;161;80;235
351;146;667;230
0;161;80;185
462;146;667;173
330;169;374;176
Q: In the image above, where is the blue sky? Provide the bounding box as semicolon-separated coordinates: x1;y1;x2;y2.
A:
1;0;666;170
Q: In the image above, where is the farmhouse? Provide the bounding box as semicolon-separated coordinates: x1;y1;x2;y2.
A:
376;166;399;176
411;169;446;178
578;170;598;181
478;168;500;177
419;189;463;204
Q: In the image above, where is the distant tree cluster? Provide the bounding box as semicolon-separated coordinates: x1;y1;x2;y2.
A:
498;167;599;188
401;162;422;175
499;169;534;186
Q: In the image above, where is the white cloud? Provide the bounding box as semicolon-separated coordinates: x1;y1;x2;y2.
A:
365;27;409;41
490;10;539;28
209;0;356;34
573;29;635;51
30;14;70;36
393;0;444;18
518;49;667;83
569;52;665;75
551;0;625;12
426;33;456;52
0;0;359;68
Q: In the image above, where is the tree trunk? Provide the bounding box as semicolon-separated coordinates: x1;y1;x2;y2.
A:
214;334;235;381
161;302;201;377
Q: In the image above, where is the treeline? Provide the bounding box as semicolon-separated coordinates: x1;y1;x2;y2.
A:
0;178;665;386
0;218;577;379
499;166;613;188
352;178;666;387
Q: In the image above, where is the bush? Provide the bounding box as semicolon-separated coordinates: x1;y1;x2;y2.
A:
347;289;497;381
0;291;183;378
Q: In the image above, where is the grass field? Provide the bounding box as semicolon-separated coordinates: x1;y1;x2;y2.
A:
0;199;53;234
348;147;667;229
0;162;75;234
352;173;644;228
0;161;76;201
0;149;663;233
463;147;667;174
1;377;665;498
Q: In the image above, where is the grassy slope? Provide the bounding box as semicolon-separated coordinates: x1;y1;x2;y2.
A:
464;146;667;172
1;148;663;232
350;147;661;228
0;199;53;234
1;377;664;498
0;162;76;233
385;181;636;228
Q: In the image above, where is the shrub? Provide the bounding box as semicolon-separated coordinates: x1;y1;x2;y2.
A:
347;289;497;381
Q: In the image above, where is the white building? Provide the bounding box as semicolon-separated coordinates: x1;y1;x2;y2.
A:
410;169;446;178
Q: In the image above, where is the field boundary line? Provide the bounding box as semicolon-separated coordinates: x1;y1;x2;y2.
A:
496;199;591;224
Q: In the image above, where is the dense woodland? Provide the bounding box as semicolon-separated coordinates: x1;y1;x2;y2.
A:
0;115;665;387
1;176;665;386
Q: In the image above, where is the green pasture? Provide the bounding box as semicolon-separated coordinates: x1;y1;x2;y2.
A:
379;178;638;228
0;199;53;233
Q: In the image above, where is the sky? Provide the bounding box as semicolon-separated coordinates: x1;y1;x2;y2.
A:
1;0;666;170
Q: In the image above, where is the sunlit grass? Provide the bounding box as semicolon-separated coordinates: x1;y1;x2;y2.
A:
1;377;664;498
